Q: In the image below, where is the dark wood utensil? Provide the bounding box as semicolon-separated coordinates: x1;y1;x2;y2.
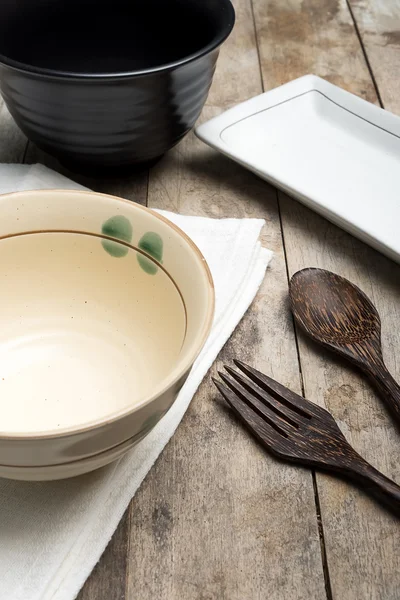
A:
289;268;400;426
213;361;400;515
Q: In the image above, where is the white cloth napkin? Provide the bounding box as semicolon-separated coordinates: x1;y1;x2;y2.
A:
0;164;273;600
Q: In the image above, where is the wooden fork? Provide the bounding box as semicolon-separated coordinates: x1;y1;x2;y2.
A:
213;360;400;515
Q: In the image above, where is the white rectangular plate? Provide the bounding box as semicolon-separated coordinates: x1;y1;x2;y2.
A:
195;75;400;264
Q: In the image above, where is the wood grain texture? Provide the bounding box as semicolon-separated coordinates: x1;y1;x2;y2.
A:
349;0;400;111
252;0;400;597
124;1;326;598
252;0;377;101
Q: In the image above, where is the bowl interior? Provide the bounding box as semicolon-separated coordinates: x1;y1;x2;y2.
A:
0;231;186;434
0;0;232;75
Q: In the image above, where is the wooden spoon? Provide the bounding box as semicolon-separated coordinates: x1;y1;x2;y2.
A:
289;268;400;426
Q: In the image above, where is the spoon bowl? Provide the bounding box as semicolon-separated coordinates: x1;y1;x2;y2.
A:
290;268;381;349
289;268;400;426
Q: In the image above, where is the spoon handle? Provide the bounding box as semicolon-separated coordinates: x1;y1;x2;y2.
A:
368;363;400;425
347;453;400;515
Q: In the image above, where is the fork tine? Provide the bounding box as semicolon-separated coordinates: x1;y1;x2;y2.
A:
212;378;287;450
224;365;303;427
218;371;295;437
233;360;312;417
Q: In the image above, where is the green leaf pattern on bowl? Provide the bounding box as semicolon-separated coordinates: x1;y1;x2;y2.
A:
138;232;163;275
101;215;133;257
101;217;163;275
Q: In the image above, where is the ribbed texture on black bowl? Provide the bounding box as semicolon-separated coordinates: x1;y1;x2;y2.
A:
0;51;219;172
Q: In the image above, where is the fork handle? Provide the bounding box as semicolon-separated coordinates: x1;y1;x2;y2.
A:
346;454;400;515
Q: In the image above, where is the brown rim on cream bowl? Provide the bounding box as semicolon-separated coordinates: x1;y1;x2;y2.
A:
0;189;214;478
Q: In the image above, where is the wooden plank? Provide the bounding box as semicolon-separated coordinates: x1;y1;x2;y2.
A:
282;202;400;600
252;0;400;598
125;0;326;598
252;0;377;102
126;146;326;600
348;0;400;112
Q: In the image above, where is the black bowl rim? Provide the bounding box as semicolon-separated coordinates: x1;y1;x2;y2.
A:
0;0;235;80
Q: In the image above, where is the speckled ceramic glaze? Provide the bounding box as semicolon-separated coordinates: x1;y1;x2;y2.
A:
0;0;235;173
0;189;214;479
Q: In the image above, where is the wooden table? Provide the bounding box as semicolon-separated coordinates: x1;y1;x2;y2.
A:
1;1;400;598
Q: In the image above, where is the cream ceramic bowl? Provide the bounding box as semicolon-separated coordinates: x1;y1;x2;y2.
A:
0;189;214;480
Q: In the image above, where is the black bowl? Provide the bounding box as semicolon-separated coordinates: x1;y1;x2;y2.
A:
0;0;234;174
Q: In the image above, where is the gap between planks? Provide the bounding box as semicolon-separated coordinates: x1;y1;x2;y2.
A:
345;0;384;108
248;0;333;596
